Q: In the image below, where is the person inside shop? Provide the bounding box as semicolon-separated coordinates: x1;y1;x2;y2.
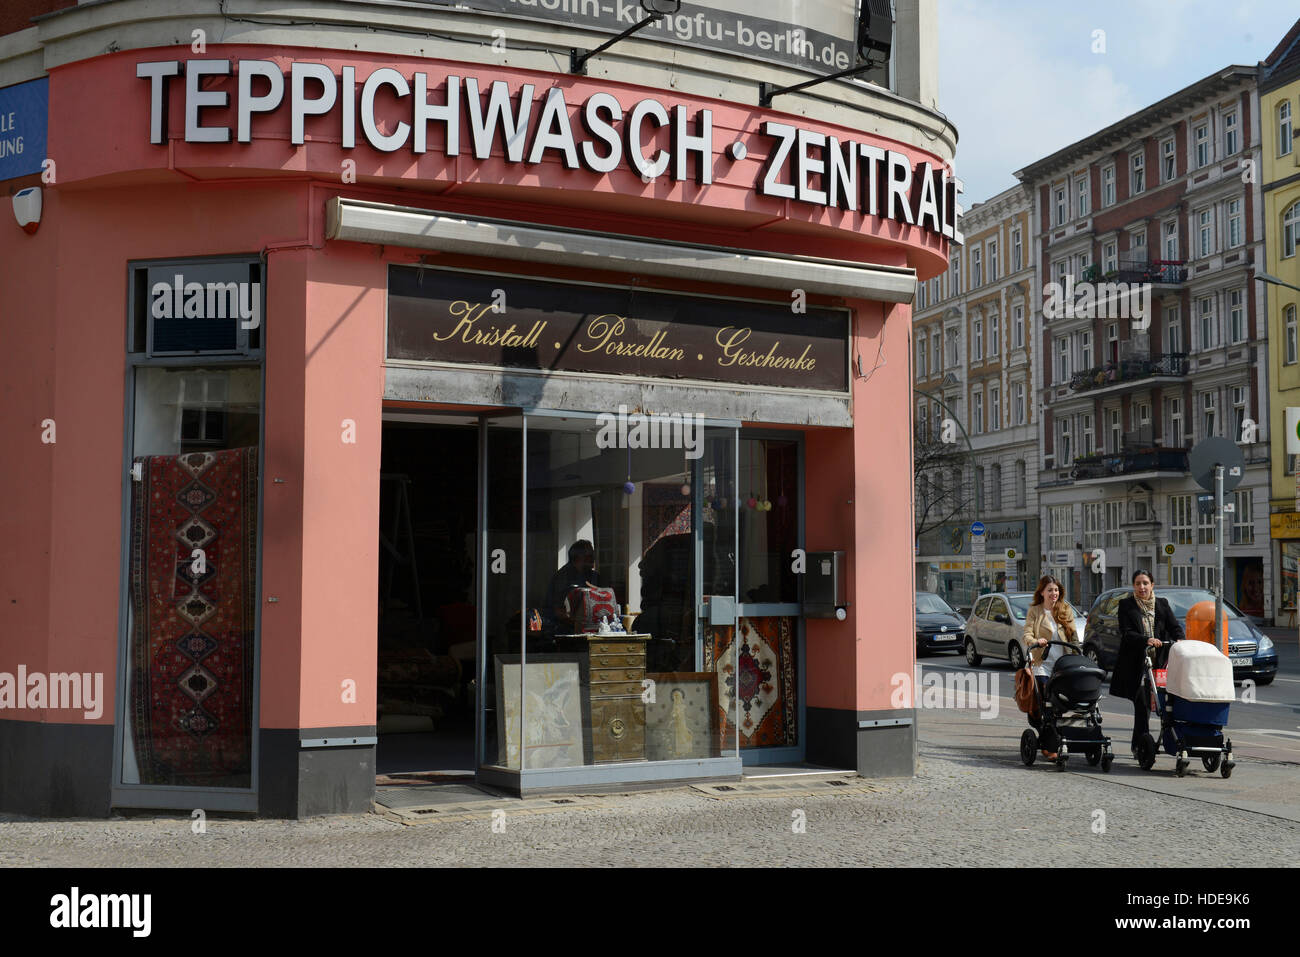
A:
1109;568;1183;756
543;539;600;636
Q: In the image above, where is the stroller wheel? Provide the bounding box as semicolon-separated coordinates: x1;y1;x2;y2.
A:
1135;733;1157;771
1085;746;1101;766
1201;754;1221;773
1055;754;1067;772
1176;758;1190;778
1100;753;1114;772
1020;729;1038;766
1220;762;1233;779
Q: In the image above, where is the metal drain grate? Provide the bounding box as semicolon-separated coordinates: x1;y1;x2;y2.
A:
825;780;850;787
713;785;737;792
412;808;441;814
550;799;575;804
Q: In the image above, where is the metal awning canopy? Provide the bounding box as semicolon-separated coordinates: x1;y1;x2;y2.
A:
324;197;917;303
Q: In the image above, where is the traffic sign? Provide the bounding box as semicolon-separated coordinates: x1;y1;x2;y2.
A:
1163;543;1177;557
1189;437;1245;493
971;521;986;537
1005;548;1017;561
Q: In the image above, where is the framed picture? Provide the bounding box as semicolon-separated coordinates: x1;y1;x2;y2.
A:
644;672;720;761
494;654;592;770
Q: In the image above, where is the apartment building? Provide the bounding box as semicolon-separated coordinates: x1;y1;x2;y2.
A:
1260;22;1300;619
1017;66;1270;618
914;185;1041;608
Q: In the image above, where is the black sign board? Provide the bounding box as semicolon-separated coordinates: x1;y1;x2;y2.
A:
386;266;850;393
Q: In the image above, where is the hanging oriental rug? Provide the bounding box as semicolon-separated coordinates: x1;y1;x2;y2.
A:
704;616;797;749
129;447;258;787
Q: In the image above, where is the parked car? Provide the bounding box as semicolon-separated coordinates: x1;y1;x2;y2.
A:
963;592;1087;668
1081;587;1278;684
915;591;967;656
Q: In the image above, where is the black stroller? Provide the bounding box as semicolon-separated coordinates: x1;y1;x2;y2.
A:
1020;640;1115;772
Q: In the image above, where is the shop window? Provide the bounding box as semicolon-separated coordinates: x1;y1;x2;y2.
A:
129;258;263;358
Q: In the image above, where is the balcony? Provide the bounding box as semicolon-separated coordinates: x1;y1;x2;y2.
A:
1084;259;1188;286
1069;446;1190;481
1069;352;1188;393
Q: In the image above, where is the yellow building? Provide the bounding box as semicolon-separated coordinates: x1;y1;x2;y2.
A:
1262;20;1300;615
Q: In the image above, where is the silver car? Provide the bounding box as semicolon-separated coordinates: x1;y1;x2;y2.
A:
963;592;1088;669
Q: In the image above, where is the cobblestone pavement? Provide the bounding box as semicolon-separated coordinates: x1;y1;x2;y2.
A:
2;738;1297;867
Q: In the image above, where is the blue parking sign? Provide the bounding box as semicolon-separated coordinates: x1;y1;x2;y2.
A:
0;77;49;182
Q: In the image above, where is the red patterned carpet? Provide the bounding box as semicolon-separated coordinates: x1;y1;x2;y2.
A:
706;616;798;749
129;447;258;787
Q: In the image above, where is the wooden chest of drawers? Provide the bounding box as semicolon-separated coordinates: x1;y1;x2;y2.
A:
556;634;649;764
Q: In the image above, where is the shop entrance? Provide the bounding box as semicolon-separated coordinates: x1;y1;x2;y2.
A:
375;418;479;776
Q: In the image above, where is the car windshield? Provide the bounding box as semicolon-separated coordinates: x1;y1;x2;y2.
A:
916;593;955;615
1007;595;1081;620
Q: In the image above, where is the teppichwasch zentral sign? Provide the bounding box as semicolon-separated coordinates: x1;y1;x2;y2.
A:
387;266;851;391
383;0;862;75
138;59;963;244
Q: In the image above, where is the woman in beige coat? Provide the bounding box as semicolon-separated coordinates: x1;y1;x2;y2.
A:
1022;575;1080;759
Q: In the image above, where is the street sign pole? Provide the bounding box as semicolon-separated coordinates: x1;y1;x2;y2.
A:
1215;464;1225;654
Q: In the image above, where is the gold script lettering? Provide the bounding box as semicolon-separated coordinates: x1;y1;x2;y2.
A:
577;315;685;362
715;326;816;372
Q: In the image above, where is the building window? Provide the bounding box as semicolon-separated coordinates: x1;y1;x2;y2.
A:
987;239;998;282
947;327;959;367
1166;396;1184;446
1194;123;1210;168
1131;151;1145;194
1013;382;1026;425
1081;412;1095;456
1224;110;1238;156
989;312;1000;356
1057;418;1072;465
1103;241;1118;274
1083;502;1104;550
1198;296;1217;350
1227;198;1242;248
1280;100;1293;157
1201;390;1218;439
1105;500;1123;548
1232;489;1253;544
1055;186;1067;226
917;282;927;310
972;317;983;360
1171;564;1195;586
973;391;984;434
916;334;927;379
991;463;1003;510
1106;322;1119;363
1170;494;1194;545
1102;164;1115;207
990;385;1000;431
1161;136;1176;182
1012;303;1024;349
1076;173;1089;218
1284;201;1300;258
1015;460;1027;508
973;247;983;287
932;330;942;373
1198;566;1218;591
1164;220;1179;260
932;403;942;440
917;399;927;441
1287;305;1298;365
975;466;985;511
1229;289;1246;344
1231;385;1248;442
1049;505;1073;552
1013;228;1023;271
1197;207;1213;257
1165;305;1182;354
952;256;962;294
1056;337;1070;383
1198;497;1215;545
1079;330;1093;370
1107;407;1122;453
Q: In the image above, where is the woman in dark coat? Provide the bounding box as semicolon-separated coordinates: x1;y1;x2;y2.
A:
1110;569;1184;751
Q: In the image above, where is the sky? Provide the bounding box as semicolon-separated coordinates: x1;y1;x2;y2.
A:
938;0;1300;206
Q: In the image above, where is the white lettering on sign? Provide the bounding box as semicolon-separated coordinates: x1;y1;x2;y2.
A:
136;59;957;242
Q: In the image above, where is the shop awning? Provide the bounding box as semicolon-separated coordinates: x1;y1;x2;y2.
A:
324;197;917;304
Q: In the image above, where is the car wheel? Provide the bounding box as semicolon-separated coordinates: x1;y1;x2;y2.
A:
1201;754;1221;773
1008;642;1025;671
1254;675;1274;686
1020;729;1037;766
965;639;982;667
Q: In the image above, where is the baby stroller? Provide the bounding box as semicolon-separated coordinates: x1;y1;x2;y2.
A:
1020;640;1114;772
1134;639;1235;778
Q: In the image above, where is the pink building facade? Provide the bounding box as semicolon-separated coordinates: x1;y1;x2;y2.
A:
0;1;953;817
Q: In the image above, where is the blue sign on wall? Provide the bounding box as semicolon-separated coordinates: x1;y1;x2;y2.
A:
0;77;49;182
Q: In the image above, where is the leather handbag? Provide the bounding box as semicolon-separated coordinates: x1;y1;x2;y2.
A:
1014;661;1038;718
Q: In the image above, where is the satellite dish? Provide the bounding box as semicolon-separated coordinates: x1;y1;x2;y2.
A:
1188;437;1245;493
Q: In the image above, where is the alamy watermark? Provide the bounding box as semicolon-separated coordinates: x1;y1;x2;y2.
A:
1043;274;1152;330
151;274;261;330
890;665;1000;719
0;666;103;719
595;404;704;459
